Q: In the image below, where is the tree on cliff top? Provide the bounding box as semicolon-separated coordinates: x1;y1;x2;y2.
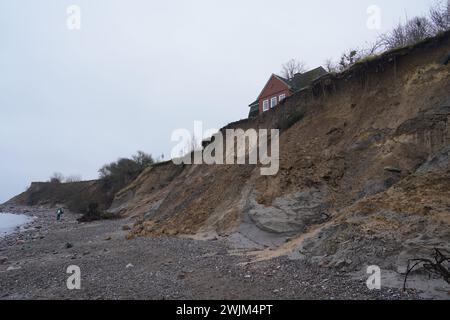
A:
99;151;154;191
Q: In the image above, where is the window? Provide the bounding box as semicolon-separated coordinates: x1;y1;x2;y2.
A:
262;99;269;112
270;96;277;108
279;94;286;102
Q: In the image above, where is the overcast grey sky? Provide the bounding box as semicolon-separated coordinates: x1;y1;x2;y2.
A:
0;0;434;202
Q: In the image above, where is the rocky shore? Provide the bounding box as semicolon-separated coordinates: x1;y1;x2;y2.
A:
0;206;425;300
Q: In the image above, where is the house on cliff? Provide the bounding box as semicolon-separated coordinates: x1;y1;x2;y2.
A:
248;66;328;118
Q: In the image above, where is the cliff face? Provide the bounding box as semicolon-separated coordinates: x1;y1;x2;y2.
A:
109;31;450;270
7;32;450;272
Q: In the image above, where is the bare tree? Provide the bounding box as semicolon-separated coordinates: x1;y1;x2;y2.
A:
363;38;385;56
281;59;306;79
49;172;64;184
65;175;82;183
324;58;338;73
405;16;434;43
380;23;408;50
430;0;450;32
325;37;384;73
381;16;434;50
321;1;449;75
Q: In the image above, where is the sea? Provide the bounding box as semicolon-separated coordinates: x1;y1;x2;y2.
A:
0;212;33;238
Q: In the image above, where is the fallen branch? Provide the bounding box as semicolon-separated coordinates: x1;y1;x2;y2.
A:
403;248;450;291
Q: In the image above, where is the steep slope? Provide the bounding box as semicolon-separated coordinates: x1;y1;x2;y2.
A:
299;150;450;270
113;31;450;270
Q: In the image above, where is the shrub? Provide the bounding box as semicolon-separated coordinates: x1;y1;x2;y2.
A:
132;150;155;167
99;151;154;192
327;1;450;72
381;17;434;50
49;172;64;184
77;203;118;222
337;49;363;71
278;108;306;130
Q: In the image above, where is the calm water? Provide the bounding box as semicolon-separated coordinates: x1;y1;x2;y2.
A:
0;213;32;237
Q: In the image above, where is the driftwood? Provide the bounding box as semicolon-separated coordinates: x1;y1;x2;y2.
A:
403;248;450;291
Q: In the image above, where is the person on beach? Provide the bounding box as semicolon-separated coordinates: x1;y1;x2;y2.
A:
56;208;64;221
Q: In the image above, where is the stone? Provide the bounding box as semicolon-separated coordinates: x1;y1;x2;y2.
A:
65;242;73;249
6;265;21;271
384;166;402;173
335;259;347;268
0;256;8;265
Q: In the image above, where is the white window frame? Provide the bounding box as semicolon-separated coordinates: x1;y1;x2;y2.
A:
270;96;277;108
262;99;269;112
279;94;286;102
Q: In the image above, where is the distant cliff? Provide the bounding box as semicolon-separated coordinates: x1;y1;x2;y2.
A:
4;180;114;213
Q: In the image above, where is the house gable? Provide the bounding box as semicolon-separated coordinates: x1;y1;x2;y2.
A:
256;74;293;114
257;74;292;100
